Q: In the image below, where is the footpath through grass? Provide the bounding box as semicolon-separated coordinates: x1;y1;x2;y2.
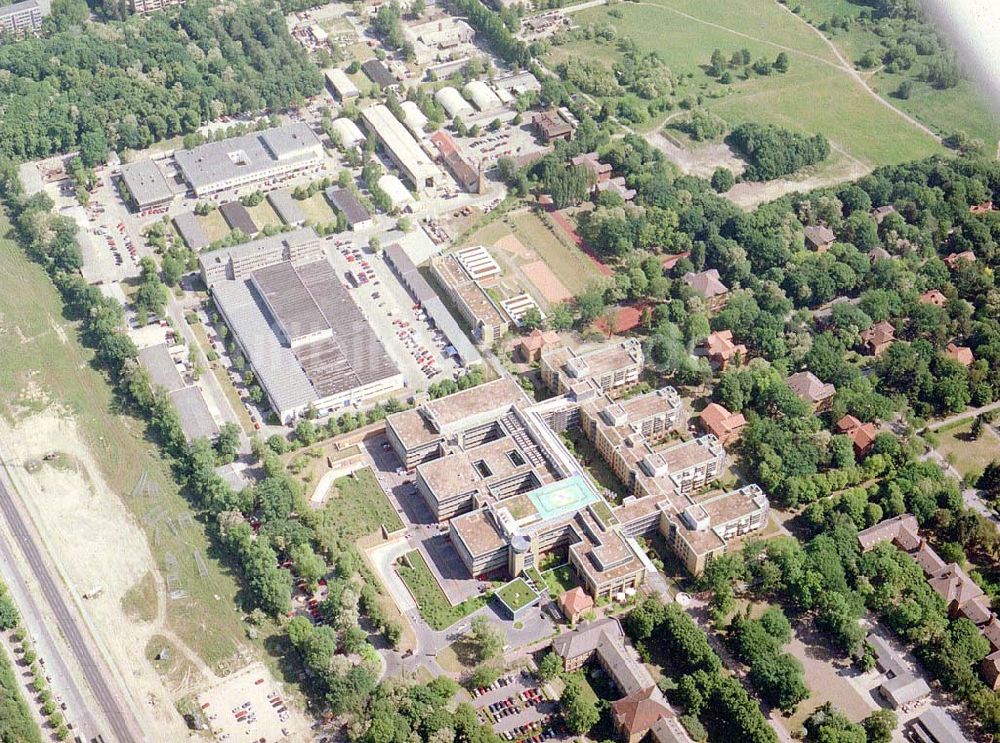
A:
548;0;942;167
396;550;487;630
0;213;248;673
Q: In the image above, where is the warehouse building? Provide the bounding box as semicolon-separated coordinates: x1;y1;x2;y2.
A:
173;212;210;251
211;256;403;423
331;117;367;150
362;58;397;88
492;71;541;102
175;123;325;197
324;187;374;230
463;80;503;112
360;105;441;192
378;174;416;212
429;130;481;193
267;189;306;226
400;101;429;139
324;67;359;101
219;201;259;237
119;160;174;211
434;86;474;120
199;228;323;287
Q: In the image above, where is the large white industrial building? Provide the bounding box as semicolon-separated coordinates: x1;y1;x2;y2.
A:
360;104;441;192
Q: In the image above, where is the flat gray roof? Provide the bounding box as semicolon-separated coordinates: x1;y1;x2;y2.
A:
219;201;258;236
175;123;322;193
213;258;399;416
138;343;185;393
252;261;331;342
267;189;306;226
173;211;210;250
120;160;173;207
0;0;40;16
362;59;395;87
169;386;220;441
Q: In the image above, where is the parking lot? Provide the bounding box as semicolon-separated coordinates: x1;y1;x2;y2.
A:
324;236;463;390
473;671;562;740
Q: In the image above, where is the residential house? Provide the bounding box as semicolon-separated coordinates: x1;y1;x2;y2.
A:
699;403;746;445
860;321;895;357
516;329;562;363
944;251;976;270
786;371;836;412
704;330;745;370
558;587;594;624
835;415;879;457
920;290;947;308
945;342;974;367
803;224;836;252
683;269;728;311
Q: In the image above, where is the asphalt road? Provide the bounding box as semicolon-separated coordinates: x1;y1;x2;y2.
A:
0;474;144;742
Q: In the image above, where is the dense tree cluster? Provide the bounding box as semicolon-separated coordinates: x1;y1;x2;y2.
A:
728;608;807;712
727;123;831;181
0;1;321;163
625;597;776;743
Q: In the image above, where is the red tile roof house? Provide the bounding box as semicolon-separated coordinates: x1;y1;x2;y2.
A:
558;587;594;624
786;371;836;412
682;269;729;311
803;224;836;252
516;329;562;363
945;342;974;367
612;687;676;743
944;250;976;270
835;414;878;456
920;289;948;308
704;330;746;371
860;321;895;357
699;403;746;445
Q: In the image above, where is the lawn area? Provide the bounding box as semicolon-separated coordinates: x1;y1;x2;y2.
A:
297;192;336;224
511;210;599;295
317;467;403;540
198;209;230;243
541;564;577;597
396;550;488;630
0;213;248;673
790;0;1000;149
186;320;254;434
929;420;997;479
548;0;943;167
562;429;628;501
245;200;281;231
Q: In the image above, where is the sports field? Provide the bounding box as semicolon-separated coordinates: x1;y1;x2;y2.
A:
547;0;944;167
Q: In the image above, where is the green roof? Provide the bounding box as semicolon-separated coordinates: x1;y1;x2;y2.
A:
495;577;540;612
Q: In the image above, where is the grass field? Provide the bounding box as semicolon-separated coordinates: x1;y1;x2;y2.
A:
790;0;1000;149
547;0;944;167
541;564;577;597
245;200;280;231
298;192;337;224
396;550;487;630
0;213;248;673
512;211;599;295
315;468;404;542
122;571;158;623
929;420;996;479
198;210;230;243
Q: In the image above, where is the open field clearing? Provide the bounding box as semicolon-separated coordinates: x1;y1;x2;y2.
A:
790;0;1000;148
929;419;997;479
548;0;944;168
0;214;274;724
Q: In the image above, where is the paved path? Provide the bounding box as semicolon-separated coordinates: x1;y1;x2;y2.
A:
0;460;145;742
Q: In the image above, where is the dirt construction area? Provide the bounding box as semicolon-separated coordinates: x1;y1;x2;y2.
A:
0;408;191;738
